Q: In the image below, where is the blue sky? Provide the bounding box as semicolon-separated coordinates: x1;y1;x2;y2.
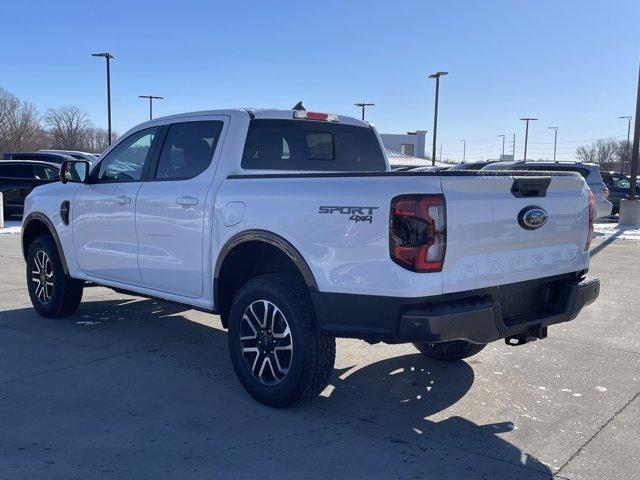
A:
1;0;638;161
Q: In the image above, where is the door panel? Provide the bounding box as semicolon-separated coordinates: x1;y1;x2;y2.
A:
136;118;227;298
72;127;159;285
73;182;143;283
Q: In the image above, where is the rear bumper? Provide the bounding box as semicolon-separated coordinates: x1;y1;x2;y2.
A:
311;273;600;344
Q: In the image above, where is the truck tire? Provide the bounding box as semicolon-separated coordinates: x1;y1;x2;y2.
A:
413;340;486;361
227;273;336;408
26;234;83;318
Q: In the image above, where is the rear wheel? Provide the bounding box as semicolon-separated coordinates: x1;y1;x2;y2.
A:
413;340;486;361
27;235;83;318
227;273;335;408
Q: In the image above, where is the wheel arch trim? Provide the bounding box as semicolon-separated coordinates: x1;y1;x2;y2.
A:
21;212;70;275
213;229;319;310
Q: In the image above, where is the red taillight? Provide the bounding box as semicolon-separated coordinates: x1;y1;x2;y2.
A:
293;110;340;122
390;195;446;272
586;190;595;251
602;186;609;198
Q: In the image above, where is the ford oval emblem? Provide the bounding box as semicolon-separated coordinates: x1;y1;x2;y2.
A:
518;206;548;230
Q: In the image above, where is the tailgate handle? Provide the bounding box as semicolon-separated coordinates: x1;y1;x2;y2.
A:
510;176;551;198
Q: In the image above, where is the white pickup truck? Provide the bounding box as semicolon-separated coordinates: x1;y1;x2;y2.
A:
21;107;600;407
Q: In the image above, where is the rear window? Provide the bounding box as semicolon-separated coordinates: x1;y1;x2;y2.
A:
241;119;385;171
0;164;33;178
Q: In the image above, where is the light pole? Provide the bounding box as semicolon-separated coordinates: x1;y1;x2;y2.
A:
354;102;374;121
548;127;558;162
139;95;164;120
460;139;466;162
429;71;448;166
619;116;632;174
628;65;640;201
91;52;114;146
498;134;506;158
520;117;538;160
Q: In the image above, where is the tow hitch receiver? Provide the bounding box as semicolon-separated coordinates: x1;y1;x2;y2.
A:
505;325;548;346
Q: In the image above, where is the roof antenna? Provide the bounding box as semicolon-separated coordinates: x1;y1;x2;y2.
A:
292;101;306;111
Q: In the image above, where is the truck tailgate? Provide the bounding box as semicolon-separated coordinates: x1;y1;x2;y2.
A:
441;174;590;294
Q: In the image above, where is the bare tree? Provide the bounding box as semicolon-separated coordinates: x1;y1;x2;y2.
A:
83;127;118;153
576;144;597;163
576;137;623;171
44;105;93;150
616;140;632;174
0;87;46;153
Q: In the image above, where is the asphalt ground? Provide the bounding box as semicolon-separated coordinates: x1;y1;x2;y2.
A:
0;233;638;479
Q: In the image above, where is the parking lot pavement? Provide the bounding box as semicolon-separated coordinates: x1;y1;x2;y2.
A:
1;234;639;480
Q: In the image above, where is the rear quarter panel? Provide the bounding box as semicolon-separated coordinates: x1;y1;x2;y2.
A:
214;175;445;298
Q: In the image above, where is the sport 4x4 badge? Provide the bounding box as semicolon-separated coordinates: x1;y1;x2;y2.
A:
318;206;379;224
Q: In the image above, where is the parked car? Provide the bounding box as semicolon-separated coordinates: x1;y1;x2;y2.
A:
3;151;77;165
449;160;500;170
601;171;640;214
0;160;60;218
21;107;599;407
38;149;98;163
482;160;613;218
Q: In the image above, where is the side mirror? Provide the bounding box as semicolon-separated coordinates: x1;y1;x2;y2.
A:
60;160;90;184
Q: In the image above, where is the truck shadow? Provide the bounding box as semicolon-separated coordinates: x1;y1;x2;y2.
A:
318;354;552;476
0;297;552;478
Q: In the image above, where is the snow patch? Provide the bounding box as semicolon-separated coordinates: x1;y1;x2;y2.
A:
0;220;21;235
594;222;640;242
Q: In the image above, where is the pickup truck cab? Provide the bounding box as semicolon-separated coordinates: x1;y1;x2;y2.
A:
21;107;600;407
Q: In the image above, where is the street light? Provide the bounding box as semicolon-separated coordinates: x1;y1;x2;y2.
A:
460;139;466;162
429;71;448;166
91;52;114;146
139;95;164;120
547;127;558;162
520;117;538;160
497;134;506;158
619;116;632;174
354;102;374;121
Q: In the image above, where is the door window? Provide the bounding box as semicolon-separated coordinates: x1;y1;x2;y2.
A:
154;121;224;180
97;127;158;182
33;165;59;180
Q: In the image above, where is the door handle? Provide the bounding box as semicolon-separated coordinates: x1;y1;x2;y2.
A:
176;195;199;206
114;195;131;206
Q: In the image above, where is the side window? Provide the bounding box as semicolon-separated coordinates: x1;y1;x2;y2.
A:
154;121;224;180
33;165;59;180
613;175;630;189
97;127;157;182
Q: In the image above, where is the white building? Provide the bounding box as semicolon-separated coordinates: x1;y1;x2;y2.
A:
379;130;428;158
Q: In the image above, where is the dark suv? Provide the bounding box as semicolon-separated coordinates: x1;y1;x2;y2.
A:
601;171;640;214
0;161;60;218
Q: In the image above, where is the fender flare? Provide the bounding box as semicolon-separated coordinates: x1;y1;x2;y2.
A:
22;212;70;275
213;229;318;309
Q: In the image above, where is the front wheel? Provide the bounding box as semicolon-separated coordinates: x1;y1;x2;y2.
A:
27;235;83;318
227;273;336;408
413;340;486;361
